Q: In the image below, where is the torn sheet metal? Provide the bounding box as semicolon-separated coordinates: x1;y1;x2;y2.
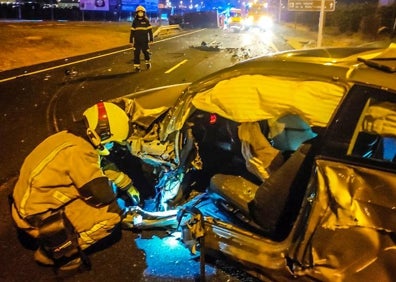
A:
317;159;396;231
121;98;169;129
293;159;396;281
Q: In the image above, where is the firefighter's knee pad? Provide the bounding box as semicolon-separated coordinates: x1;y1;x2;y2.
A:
38;209;79;260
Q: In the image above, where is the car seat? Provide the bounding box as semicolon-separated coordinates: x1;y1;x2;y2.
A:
351;131;384;159
208;127;318;240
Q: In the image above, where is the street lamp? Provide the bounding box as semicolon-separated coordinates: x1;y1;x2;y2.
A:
278;0;281;22
317;0;325;47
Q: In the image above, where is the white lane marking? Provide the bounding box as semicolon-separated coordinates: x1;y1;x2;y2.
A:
164;59;188;74
155;28;205;44
0;29;206;83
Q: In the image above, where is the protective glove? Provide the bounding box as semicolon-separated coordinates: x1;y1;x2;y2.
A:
125;184;140;206
103;164;140;206
118;183;140;207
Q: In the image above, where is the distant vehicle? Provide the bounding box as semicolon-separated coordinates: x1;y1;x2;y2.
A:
243;2;273;31
223;8;244;32
91;42;396;280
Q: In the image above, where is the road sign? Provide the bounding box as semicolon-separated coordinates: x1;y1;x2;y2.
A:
80;0;109;11
288;0;335;12
121;0;158;12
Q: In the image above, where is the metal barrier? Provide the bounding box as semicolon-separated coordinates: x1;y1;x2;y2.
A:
153;24;182;38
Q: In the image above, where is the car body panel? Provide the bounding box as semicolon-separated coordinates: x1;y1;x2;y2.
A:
181;154;396;281
111;44;396;280
286;159;396;281
316;160;396;232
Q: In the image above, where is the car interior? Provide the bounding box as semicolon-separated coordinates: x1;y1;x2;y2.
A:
109;76;344;235
181;108;320;240
349;100;396;163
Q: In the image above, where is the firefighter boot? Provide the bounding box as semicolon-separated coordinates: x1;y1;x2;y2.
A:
133;64;141;72
34;247;54;266
145;61;151;70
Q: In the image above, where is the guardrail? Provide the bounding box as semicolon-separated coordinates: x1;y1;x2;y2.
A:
153;24;182;38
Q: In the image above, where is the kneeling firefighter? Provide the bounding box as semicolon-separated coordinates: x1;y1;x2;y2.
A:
11;102;140;274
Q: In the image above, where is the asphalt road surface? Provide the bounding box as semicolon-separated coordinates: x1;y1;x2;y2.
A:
0;25;306;281
0;26;293;182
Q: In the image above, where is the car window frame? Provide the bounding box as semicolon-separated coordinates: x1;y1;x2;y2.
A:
321;83;396;171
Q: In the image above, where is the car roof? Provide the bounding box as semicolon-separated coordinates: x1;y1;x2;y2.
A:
163;44;396;137
255;43;396;90
191;43;396;92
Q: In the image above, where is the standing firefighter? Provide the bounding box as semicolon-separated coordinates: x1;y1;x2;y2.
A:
11;102;140;275
130;5;154;71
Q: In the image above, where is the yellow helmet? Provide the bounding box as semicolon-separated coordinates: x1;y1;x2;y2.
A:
83;102;130;149
136;5;146;12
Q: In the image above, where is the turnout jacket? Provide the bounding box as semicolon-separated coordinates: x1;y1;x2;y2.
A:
12;131;116;219
129;16;153;44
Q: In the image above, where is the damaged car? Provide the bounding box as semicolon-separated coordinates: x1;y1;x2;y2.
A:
102;43;396;281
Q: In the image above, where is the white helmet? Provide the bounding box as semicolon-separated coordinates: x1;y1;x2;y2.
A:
83;102;130;151
136;5;146;12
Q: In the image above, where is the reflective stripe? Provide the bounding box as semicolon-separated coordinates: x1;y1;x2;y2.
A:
131;26;152;31
20;142;73;217
113;172;125;185
53;190;72;204
79;220;108;248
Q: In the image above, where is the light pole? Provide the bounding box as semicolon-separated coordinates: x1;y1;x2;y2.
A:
278;0;282;23
50;0;55;21
17;0;22;19
317;0;325;47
